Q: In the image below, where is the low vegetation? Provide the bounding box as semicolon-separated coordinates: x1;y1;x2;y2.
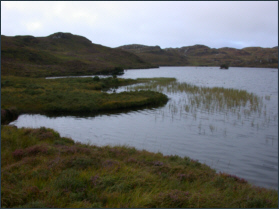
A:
1;76;168;118
1;125;277;208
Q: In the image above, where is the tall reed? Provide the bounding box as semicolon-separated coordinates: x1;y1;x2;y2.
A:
127;77;263;117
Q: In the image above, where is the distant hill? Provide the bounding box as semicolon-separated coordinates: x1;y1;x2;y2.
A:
1;32;155;77
117;44;278;68
2;33;277;78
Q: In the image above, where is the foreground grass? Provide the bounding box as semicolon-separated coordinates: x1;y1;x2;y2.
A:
1;125;277;208
1;76;168;116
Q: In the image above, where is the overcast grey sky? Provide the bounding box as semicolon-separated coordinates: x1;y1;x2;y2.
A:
1;1;278;49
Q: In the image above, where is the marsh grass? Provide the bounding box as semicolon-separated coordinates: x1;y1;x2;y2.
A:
127;78;263;115
1;126;277;208
122;77;278;139
265;95;271;101
125;77;275;131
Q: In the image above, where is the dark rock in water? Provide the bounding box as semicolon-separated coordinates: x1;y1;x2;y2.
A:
220;64;229;69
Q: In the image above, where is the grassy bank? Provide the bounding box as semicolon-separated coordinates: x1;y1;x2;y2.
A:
1;76;168;117
1;125;277;208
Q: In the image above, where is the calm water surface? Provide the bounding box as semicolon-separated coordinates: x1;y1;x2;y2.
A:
11;66;278;190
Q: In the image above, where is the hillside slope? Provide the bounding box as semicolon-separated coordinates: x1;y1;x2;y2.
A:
117;44;278;68
1;32;155;77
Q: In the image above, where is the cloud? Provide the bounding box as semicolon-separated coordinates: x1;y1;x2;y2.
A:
1;1;278;49
25;21;43;32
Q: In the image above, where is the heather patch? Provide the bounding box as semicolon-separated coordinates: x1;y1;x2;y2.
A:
1;126;278;208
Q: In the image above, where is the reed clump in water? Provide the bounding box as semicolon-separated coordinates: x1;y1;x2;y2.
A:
127;77;274;133
128;77;263;116
1;125;277;208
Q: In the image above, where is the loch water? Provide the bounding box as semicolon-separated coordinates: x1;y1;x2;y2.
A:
10;66;278;190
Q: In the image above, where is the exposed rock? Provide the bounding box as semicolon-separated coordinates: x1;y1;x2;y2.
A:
1;108;19;124
50;32;70;39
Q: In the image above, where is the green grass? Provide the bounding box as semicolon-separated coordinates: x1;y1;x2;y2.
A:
1;125;278;208
1;76;168;116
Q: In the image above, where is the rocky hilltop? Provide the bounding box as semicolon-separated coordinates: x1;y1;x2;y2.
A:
1;32;155;77
117;44;278;68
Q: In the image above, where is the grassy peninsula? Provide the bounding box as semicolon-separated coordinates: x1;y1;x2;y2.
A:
1;125;278;208
1;76;168;118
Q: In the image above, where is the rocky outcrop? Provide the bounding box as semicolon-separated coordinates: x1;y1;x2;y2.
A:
1;108;19;124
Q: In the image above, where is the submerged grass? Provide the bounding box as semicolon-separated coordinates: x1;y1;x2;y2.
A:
1;76;168;117
1;125;278;208
127;77;265;122
129;78;262;114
